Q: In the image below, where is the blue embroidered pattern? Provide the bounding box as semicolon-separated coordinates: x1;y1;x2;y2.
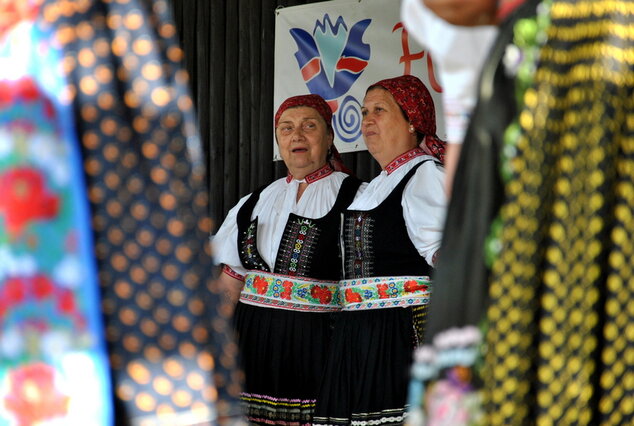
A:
344;212;374;279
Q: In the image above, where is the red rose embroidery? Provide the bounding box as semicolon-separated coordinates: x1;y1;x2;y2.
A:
4;362;70;425
33;274;54;299
0;275;85;330
280;280;293;300
57;289;76;314
311;285;332;304
377;283;390;299
404;280;428;293
0;80;12;106
0;168;60;237
3;277;27;304
0;78;47;108
344;288;362;303
253;276;269;295
15;77;41;102
0;300;7;318
0;3;42;40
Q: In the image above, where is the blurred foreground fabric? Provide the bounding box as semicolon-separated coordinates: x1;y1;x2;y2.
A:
0;1;242;424
413;0;634;424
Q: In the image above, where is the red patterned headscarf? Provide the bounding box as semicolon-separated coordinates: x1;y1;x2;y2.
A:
275;94;332;131
370;75;446;164
274;94;351;174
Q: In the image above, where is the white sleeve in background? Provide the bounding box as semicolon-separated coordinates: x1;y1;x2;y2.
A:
210;194;251;277
402;160;446;267
401;0;498;144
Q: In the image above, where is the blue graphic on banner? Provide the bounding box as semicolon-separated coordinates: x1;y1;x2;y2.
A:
333;96;363;143
290;14;371;143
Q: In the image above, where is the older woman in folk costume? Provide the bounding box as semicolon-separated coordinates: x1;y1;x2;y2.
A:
313;75;447;425
212;94;362;425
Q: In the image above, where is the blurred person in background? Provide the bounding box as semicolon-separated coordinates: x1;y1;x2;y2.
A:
401;0;497;195
407;0;634;425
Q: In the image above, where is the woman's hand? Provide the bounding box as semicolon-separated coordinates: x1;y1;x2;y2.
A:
422;0;497;26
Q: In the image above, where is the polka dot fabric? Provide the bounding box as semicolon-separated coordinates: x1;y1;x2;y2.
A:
483;1;634;424
41;0;241;423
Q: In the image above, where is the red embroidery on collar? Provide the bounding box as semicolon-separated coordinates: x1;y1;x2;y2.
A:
384;148;426;175
286;164;333;184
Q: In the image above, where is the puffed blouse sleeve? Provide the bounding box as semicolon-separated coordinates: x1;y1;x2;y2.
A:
210;193;251;279
402;160;447;267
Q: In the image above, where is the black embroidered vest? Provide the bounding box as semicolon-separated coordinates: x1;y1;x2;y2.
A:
237;175;362;281
342;161;435;279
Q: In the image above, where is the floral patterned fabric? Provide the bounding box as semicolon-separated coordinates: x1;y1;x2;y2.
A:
241;271;340;312
340;276;431;310
52;0;242;422
407;326;484;426
0;4;112;423
1;0;243;424
416;0;634;424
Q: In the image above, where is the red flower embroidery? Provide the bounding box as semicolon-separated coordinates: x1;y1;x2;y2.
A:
253;276;269;295
344;288;362;303
311;285;333;304
0;300;7;318
15;77;40;102
404;280;428;293
57;289;76;314
280;280;293;300
3;277;27;304
0;168;60;237
0;275;85;331
4;362;70;425
377;283;390;299
0;78;47;107
3;274;55;302
0;80;12;106
0;2;42;39
33;275;54;299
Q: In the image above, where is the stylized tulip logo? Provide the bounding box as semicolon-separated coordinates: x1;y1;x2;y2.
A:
290;15;371;144
290;14;371;111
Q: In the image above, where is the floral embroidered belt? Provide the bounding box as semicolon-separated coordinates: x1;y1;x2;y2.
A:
240;271;341;312
340;276;432;311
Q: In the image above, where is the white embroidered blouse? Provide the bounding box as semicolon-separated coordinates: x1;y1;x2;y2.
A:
211;166;364;278
346;149;446;267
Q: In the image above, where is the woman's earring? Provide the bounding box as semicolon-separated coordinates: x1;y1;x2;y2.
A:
409;124;415;134
327;146;333;159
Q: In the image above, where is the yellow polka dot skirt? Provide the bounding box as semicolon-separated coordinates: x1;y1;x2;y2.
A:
484;1;634;424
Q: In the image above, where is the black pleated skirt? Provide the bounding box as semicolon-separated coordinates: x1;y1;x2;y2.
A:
313;308;415;425
234;301;334;425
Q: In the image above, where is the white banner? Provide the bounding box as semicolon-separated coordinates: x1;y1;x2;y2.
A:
273;0;445;159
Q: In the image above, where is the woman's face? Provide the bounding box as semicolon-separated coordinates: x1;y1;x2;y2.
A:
361;88;417;168
276;106;332;178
